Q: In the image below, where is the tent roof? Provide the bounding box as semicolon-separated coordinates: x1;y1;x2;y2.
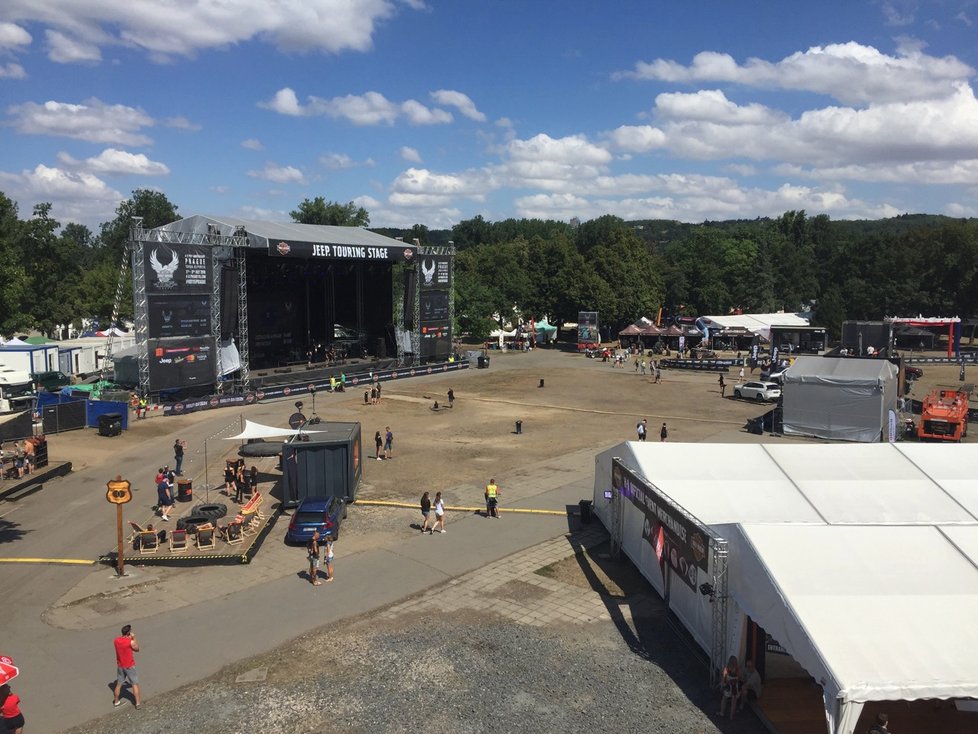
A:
783;355;897;385
155;214;418;253
598;441;978;708
225;419;325;440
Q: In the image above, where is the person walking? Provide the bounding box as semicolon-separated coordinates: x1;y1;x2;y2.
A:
307;530;322;586
112;624;141;709
248;465;259;499
660;422;669;442
636;419;647;442
431;491;446;533
173;438;187;475
420;491;432;533
374;430;383;460
0;684;25;733
738;365;745;381
375;382;382;402
447;387;455;408
322;532;334;582
718;374;726;397
384;426;393;459
485;478;500;518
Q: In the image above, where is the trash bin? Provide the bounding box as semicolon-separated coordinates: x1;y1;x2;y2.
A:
539;378;545;388
177;478;193;502
97;412;123;437
579;499;593;524
515;420;523;435
478;355;488;369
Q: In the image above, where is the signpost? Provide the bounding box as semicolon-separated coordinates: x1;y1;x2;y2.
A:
106;476;133;576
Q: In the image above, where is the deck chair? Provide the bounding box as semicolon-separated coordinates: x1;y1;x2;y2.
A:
196;524;216;550
240;512;261;537
137;531;159;555
169;528;188;553
223;519;244;546
127;520;145;545
241;493;264;519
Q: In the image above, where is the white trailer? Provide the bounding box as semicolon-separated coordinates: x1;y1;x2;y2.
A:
56;336;135;377
0;345;59;374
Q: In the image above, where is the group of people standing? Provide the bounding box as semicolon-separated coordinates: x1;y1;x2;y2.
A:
0;439;34;479
363;382;383;405
374;427;393;460
224;460;258;504
306;530;335;585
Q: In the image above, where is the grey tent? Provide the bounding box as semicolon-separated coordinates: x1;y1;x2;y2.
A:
782;356;898;442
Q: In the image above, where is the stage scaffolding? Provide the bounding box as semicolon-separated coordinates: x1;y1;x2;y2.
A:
129;219;250;395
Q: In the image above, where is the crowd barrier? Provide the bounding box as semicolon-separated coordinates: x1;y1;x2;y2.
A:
163;360;469;416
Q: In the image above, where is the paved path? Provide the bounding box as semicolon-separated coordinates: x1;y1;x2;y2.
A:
7;443;600;733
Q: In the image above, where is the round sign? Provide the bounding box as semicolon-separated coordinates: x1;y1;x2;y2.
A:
288;412;306;430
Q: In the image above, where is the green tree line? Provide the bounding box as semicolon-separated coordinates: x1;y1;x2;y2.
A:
2;188;976;343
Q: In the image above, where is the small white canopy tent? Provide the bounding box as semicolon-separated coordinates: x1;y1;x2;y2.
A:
592;442;978;734
224;419;325;440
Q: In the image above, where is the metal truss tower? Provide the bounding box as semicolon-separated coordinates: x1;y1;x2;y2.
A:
129;219;250;395
709;539;730;689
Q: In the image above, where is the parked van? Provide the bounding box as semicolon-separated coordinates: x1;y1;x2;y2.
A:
32;370;72;392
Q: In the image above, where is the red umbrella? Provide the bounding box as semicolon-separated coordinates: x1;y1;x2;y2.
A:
0;655;19;685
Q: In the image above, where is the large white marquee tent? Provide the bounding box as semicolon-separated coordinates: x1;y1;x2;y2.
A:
593;441;978;734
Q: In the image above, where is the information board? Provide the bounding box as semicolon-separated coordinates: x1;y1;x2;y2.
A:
147;338;216;391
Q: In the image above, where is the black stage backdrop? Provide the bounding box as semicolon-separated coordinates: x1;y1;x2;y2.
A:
148;337;216;391
418;254;452;360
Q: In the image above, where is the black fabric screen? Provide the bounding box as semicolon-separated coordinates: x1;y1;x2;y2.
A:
403;267;416;330
220;265;239;338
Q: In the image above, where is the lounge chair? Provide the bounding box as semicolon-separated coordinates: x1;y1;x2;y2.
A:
169;528;188;553
223;520;244;546
127;520;146;545
196;524;216;550
137;531;159;555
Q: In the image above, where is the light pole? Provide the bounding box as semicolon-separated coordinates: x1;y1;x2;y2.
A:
309;385;317;419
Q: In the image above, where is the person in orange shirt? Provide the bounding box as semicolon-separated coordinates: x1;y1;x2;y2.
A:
0;684;25;733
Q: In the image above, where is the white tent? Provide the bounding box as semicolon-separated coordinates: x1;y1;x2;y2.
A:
697;312;810;342
224;419;325;440
782;356;899;442
592;442;978;734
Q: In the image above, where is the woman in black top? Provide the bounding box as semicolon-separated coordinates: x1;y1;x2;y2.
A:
420;491;432;533
234;464;246;503
249;466;258;497
224;461;235;496
375;430;383;460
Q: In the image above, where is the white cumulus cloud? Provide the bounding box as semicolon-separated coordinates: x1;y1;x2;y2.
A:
0;62;25;78
0;164;123;227
261;88;454;126
6;98;155;145
0;0;417;61
0;22;31;49
430;90;486;121
247;163;306;183
618;42;974;105
241;138;264;151
400;147;422;163
57;148;170;176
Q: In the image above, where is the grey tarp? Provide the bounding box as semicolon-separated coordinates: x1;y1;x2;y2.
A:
782;356;898;442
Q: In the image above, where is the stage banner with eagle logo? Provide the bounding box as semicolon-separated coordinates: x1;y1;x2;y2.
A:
418;255;452;360
144;244;212;295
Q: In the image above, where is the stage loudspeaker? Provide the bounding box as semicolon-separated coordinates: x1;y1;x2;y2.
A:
374;337;387;359
220;265;239;338
403;267;417;330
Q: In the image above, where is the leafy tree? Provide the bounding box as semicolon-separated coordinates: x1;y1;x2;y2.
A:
290;196;369;226
0;193;29;334
451;215;492;249
22;204;83;335
98;189;181;262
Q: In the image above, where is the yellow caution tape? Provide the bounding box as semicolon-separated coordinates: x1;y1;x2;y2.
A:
354;500;566;516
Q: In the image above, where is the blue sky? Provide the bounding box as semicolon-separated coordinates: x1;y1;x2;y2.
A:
2;0;978;231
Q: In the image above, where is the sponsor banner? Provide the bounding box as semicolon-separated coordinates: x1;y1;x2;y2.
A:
578;311;599;346
660;359;731;372
163;361;469;415
164;392;257;416
908;354;978;364
612;458;710;591
144;243;212;295
148;337;216;391
418;255;451;290
420;291;449;322
148;296;211;338
267;239;416;262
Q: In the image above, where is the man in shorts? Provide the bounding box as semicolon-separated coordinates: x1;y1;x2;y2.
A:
384;426;393;459
113;624;141;709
